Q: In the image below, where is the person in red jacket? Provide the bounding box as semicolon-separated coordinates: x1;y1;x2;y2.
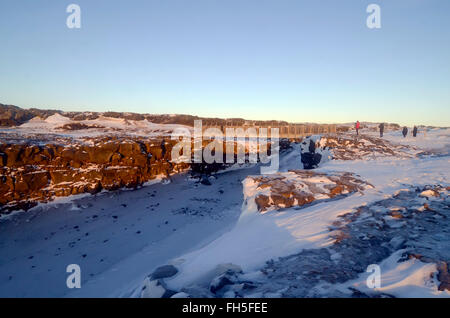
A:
355;121;360;135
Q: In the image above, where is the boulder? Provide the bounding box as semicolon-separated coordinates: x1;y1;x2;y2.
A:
150;265;178;280
212;263;243;278
301;152;322;170
140;278;177;298
209;264;243;295
200;175;211;185
210;272;235;294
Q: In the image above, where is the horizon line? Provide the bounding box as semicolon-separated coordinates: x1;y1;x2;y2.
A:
1;101;448;128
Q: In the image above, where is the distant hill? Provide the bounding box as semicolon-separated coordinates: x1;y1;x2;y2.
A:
0;103;289;127
0;104;62;126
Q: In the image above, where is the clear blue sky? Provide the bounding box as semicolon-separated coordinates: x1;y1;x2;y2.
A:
0;0;449;126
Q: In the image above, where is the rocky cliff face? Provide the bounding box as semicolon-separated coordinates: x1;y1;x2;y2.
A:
0;135;282;213
0;137;189;213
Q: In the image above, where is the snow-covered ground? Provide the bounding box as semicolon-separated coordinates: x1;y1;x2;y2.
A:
0;165;259;297
158;127;450;297
334;250;447;298
0;126;448;297
364;126;450;156
0;113;192;140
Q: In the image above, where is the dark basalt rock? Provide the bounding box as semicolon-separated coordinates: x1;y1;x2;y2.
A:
301;140;322;169
301;152;322;170
200;175;212;186
150;265;179;280
301;139;322;170
210;272;235;294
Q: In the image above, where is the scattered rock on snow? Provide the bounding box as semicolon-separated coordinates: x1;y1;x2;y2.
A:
150;264;179;280
419;189;440;199
141;278;177;298
212;263;243;277
209;263;243;294
229;185;450;298
200;175;212;186
210;272;235;294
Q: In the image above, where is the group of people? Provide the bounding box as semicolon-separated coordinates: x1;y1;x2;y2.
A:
401;125;419;138
355;121;419;138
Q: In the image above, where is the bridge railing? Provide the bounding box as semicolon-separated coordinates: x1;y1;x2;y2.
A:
201;124;336;139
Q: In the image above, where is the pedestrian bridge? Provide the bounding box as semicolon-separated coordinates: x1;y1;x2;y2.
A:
202;123;337;139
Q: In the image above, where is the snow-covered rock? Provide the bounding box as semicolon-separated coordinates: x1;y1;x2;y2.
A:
141;278;166;298
245;170;373;213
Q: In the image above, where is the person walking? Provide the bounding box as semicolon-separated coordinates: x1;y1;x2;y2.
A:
402;126;408;138
355;121;360;136
413;126;418;137
379;122;385;138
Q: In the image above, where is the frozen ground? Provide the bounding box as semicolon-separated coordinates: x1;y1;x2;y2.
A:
232;185;450;298
156;128;450;298
0;126;448;297
364;126;450;156
0;165;259;297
